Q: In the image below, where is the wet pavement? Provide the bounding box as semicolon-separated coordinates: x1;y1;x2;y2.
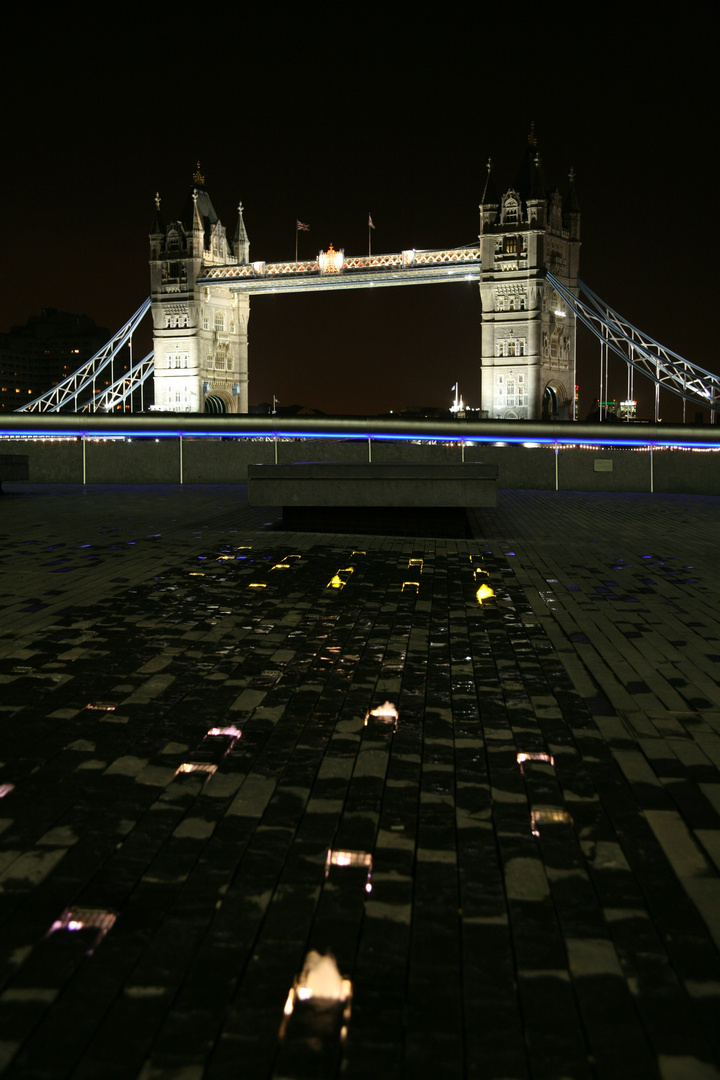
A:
1;483;719;1080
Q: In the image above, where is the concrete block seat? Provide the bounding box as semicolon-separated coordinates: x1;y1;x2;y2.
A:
0;454;29;493
248;462;498;535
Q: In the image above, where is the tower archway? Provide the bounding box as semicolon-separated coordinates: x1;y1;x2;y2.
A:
543;380;568;420
204;394;228;414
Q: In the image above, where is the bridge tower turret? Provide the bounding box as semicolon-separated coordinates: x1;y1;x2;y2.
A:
478;132;580;420
149;165;250;414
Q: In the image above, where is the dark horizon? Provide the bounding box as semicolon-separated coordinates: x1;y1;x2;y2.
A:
2;10;714;422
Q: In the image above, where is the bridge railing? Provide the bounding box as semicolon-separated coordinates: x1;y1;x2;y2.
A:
4;412;720;449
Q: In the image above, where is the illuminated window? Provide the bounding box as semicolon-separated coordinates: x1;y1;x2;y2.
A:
496;371;527;409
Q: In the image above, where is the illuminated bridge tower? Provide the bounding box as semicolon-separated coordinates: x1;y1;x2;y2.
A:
478;136;580;420
149;167;250;413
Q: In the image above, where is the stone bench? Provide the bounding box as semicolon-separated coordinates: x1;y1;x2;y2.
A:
247;462;498;535
0;454;29;493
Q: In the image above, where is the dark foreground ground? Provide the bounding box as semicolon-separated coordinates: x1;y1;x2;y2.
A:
1;484;719;1080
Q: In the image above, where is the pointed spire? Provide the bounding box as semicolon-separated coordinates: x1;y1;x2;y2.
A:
192;187;204;234
563;167;581;240
235;200;250;264
514;132;547;205
193;161;205;186
150;191;165;239
565;167;580;213
480;158;499;206
527;152;546;200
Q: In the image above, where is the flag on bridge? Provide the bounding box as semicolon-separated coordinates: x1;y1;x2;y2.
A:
295;221;310;263
368;214;376;256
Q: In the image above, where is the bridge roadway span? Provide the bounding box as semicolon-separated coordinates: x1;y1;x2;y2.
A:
197;246;483;294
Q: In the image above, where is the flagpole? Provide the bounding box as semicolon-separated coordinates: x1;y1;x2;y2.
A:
368;217;371;258
295;222;298;264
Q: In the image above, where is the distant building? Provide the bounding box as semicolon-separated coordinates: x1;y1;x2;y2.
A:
478;130;581;420
0;309;109;413
149;166;250;414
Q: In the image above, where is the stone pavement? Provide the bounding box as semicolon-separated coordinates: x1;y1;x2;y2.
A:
1;484;719;1080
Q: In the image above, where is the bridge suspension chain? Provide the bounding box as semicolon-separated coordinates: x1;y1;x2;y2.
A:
78;351;154;413
547;273;719;417
18;298;151;413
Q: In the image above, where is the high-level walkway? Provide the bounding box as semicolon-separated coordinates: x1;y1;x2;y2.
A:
1;484;719;1080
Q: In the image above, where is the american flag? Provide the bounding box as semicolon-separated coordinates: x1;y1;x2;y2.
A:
368;214;375;229
297;220;310;231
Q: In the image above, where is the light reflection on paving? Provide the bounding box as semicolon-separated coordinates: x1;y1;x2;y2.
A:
530;807;574;837
279;951;353;1064
173;763;218;786
517;751;555;774
325;849;373;893
45;908;116;954
364;700;399;733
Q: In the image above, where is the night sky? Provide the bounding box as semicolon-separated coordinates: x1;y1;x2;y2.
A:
2;8;714;420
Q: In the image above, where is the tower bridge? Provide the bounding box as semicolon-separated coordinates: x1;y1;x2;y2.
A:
16;149;720;422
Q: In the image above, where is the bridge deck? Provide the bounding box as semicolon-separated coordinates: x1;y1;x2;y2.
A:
197;246;483;293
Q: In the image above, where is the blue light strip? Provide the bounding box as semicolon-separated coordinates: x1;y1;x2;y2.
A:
2;424;719;451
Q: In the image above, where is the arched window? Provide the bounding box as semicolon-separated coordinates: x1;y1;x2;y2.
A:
501;191;522;225
214;311;225;332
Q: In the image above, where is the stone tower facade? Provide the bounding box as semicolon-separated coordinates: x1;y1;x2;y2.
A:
478;137;580;420
149;168;250;413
